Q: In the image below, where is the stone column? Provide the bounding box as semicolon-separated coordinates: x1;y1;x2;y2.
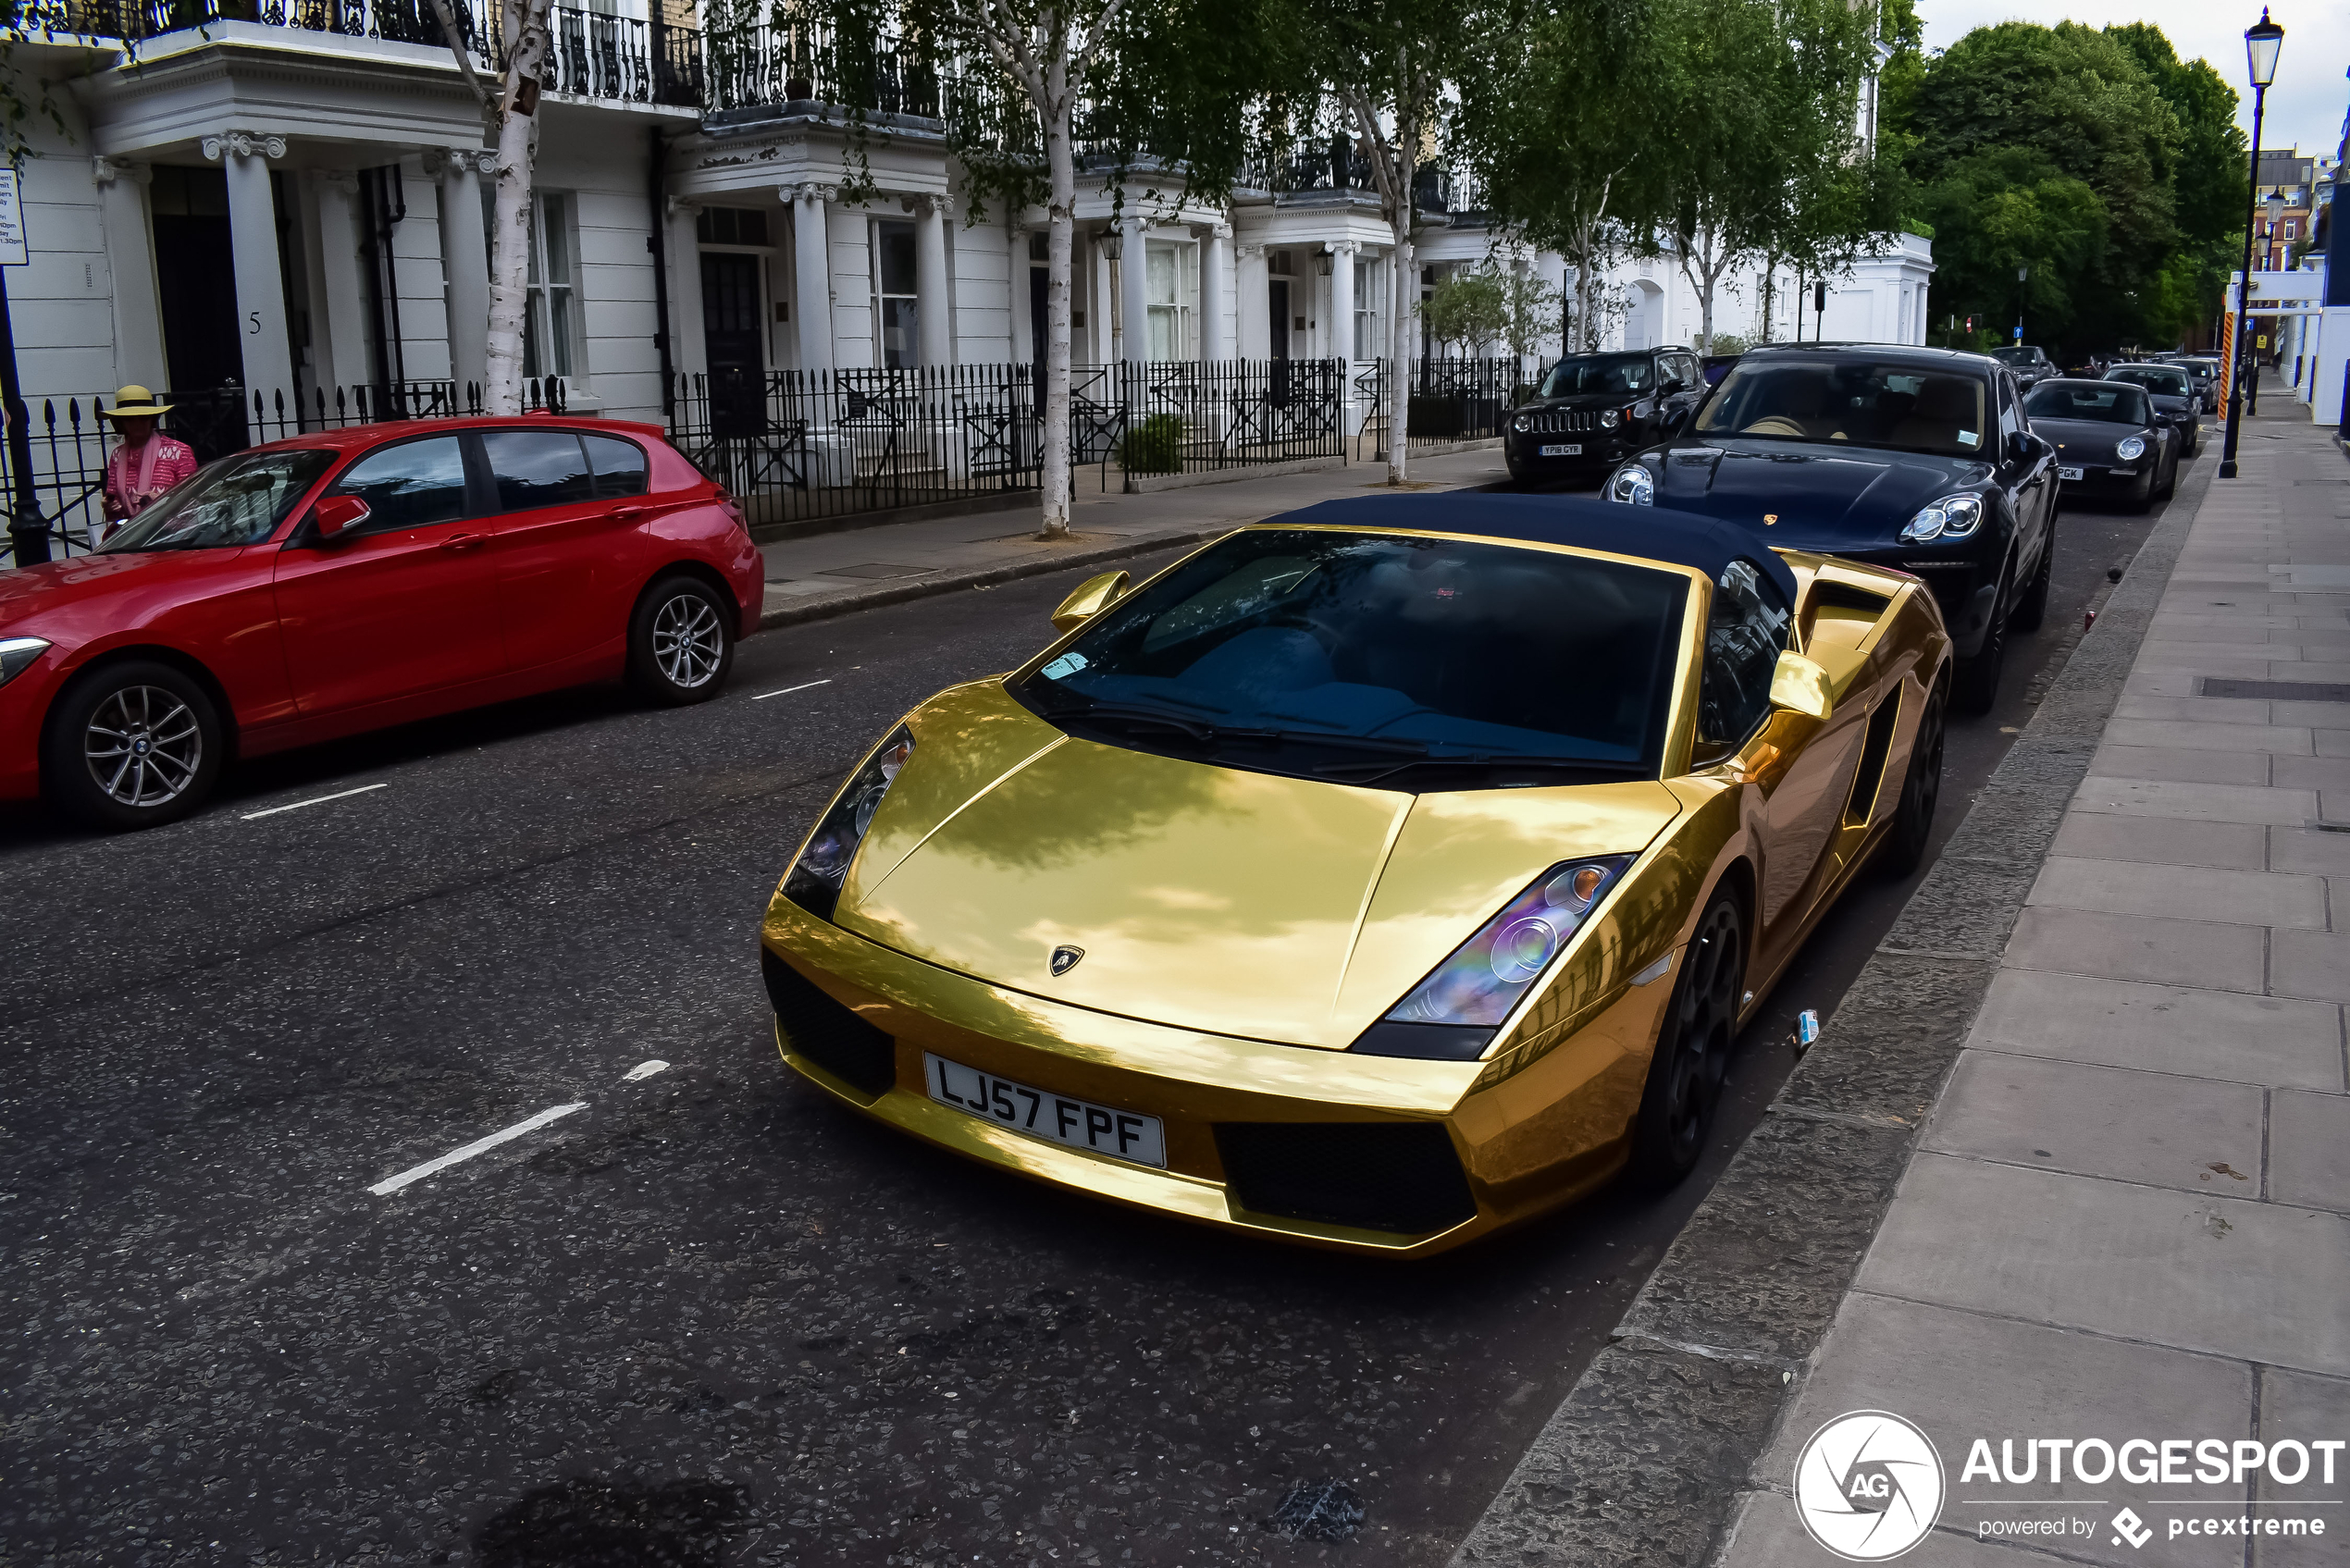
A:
787;183;835;371
205;130;293;409
912;193;951;366
92;158;166;389
667;197;707;379
428;148;492;400
1328;241;1357;365
1203;223;1231;361
1090;233;1113;364
1118;216;1148;363
311;171;371;400
1235;243;1268;359
1008;221;1033;365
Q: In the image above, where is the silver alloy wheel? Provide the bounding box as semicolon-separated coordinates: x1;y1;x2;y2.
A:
650;590;724;688
83;685;204;809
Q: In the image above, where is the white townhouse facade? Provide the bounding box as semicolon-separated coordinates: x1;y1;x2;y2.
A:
0;5;1931;444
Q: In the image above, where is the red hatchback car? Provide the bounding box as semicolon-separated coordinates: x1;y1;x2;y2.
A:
0;416;762;830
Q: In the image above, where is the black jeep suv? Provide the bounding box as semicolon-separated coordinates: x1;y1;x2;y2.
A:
1503;348;1709;487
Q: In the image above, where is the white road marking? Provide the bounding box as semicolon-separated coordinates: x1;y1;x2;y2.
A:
241;783;390;821
365;1103;588;1196
622;1060;669;1082
752;679;832;701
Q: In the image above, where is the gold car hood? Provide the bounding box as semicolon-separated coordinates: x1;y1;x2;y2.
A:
835;685;1684;1049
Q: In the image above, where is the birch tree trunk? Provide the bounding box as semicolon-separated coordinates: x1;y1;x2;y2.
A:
485;0;553;414
1386;197;1411;485
1038;56;1076;538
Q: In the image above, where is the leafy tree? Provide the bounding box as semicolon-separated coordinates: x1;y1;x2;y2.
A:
1419;268;1508;355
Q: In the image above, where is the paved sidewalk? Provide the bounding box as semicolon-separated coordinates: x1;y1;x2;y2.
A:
751;446;1510;624
1719;397;2350;1563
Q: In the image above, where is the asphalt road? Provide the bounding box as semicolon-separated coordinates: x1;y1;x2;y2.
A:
0;469;2172;1568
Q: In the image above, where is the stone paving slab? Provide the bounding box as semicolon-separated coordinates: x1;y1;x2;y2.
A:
2024;855;2328;928
2269;927;2350;1003
1919;1052;2265;1195
1855;1154;2350;1376
2069;776;2319;824
1967;969;2344;1088
2047;813;2270;869
2087;744;2271;784
2267;1091;2350;1214
2000;905;2268;990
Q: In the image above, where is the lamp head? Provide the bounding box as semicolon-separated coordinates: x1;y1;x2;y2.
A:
2245;8;2282;88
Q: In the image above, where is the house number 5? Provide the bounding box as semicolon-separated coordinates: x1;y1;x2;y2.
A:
247;311;262;335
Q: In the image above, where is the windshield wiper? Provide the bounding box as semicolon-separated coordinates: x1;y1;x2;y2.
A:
1051;699;1221;742
1312;753;1643;785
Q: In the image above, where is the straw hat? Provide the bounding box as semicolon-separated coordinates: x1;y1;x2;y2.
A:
105;386;174;418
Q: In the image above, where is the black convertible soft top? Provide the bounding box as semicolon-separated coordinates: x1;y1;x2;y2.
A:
1266;491;1801;607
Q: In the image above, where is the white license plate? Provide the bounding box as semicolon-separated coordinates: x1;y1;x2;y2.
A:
2059;466;2084;480
1540;443;1582;457
924;1052;1166;1167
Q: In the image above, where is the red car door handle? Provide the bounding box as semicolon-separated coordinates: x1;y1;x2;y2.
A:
612;506;647;523
439;532;486;551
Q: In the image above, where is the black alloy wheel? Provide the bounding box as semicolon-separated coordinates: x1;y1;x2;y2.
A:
1951;565;2010;715
628;574;736;706
41;659;225;831
1879;678;1947;878
2009;515;2056;634
1627;891;1747;1189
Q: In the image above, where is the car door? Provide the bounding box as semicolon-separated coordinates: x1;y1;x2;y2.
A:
477;427;654;673
271;433;507;719
1999;373;2053;553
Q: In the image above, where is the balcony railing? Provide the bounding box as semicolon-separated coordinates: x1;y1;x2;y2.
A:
703;17;941;118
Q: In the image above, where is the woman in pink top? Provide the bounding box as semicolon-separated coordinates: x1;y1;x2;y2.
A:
100;386;199;542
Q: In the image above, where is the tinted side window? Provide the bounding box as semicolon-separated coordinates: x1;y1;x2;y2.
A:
482;430;594;511
331;437;470;533
1997;375;2022;442
583;435;650;499
1698;559;1792;754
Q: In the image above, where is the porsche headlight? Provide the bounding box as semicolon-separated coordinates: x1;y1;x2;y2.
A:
1899;492;1985;543
1604;463;1653;505
784;724;914;920
1379;857;1635;1031
2115;436;2146;461
1599;407;1622;429
0;636;49;688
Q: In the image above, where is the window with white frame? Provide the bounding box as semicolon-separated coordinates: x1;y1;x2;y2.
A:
1353;256;1386;361
871;218;919;368
523;191;578;385
1144;240;1197;361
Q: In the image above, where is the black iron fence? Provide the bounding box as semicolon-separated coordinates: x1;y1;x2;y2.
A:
1351;359;1530;456
1100;359;1347;485
0;379;564;565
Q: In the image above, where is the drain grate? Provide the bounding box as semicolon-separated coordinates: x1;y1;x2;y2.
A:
2197;678;2350;703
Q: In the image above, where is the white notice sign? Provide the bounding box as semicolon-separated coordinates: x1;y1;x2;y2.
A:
0;169;24;266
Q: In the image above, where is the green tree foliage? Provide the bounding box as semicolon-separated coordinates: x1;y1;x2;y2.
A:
1897;19;2240;352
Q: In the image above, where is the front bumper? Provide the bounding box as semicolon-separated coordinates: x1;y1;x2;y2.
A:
2059;464;2152;501
758;897;1674;1257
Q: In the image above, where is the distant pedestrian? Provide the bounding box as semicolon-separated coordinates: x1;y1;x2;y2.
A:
100;386;197;542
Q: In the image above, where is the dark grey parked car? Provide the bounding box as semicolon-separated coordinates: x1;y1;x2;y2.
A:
2025;378;2180;512
2104;364;2203;456
1990;344;2059;389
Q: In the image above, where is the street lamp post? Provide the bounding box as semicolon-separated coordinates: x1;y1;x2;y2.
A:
2015;265;2029;344
2220;7;2283;479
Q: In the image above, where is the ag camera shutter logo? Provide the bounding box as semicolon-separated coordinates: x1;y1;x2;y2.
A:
1794;1410;1947;1561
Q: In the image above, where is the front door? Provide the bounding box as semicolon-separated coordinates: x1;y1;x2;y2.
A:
271;433;506;718
1029;265;1049;367
1268;279;1292;360
701;253;765;438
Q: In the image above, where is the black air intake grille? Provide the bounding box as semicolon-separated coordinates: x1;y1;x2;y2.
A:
1523;408;1597;435
1214;1121;1477;1235
762;948;897;1097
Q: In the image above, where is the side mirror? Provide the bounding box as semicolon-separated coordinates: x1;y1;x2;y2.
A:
1050;569;1131;634
1768;650;1835;722
2003;429;2035;466
1663;405;1691;435
314;493;370;539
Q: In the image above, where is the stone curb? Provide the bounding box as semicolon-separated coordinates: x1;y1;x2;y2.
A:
1449;454;2218;1568
753;526;1231;631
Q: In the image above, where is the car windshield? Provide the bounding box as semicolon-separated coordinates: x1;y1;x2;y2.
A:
1989;348;2042;365
1540;353;1655;397
1012;528;1691;787
1693;361;1993;457
2109;367;2190;396
97;449;335;552
2026;384;2152;426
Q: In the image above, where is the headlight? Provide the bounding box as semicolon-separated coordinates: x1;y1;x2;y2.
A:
1511;414;1532;433
783;724;914;921
1899;492;1985;543
1604;463;1653;505
0;636;50;688
2115;436;2146;461
1378;858;1635;1031
1599;408;1622;429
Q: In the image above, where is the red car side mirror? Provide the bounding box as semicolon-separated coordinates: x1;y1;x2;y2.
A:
314;494;370;538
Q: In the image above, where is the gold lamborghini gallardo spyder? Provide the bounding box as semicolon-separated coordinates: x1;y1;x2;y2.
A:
759;494;1950;1256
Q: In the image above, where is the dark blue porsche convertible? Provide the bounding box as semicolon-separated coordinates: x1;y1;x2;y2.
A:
1602;344;2059;712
